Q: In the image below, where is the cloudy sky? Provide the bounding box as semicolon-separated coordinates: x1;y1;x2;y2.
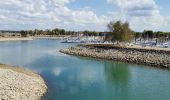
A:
0;0;170;32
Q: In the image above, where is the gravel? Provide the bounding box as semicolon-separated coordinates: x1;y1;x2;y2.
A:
0;65;47;100
60;46;170;68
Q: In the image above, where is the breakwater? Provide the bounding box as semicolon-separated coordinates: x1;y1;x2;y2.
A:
60;44;170;68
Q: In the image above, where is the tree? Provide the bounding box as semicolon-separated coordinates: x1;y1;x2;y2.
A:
83;30;90;36
121;22;134;42
134;32;142;38
53;28;59;35
155;31;162;38
142;30;154;40
60;29;65;35
106;21;134;43
20;30;28;37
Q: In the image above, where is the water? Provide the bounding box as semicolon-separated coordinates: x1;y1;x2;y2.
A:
0;39;170;100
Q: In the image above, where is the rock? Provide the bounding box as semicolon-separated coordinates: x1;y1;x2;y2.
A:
0;65;47;100
59;45;170;68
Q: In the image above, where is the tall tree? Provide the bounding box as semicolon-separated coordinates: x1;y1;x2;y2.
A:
106;21;134;43
143;30;154;40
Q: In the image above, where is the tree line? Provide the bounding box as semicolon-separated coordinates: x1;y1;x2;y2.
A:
105;20;170;43
20;29;105;37
134;30;170;42
83;30;104;36
20;28;75;37
19;21;170;44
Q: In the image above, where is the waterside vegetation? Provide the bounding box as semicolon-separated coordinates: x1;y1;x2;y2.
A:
0;20;170;44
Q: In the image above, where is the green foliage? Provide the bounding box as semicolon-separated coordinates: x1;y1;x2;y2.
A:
133;30;170;43
134;31;170;39
18;26;170;41
142;30;154;39
106;21;134;42
83;30;99;36
20;28;73;36
18;27;106;37
134;32;142;39
20;30;28;37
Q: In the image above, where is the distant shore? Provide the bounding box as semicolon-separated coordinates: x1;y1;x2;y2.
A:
60;44;170;68
0;37;33;41
0;64;47;100
32;36;63;40
0;35;66;41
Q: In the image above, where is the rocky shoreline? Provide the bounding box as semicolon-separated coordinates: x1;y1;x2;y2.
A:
0;64;47;100
60;44;170;68
0;37;33;41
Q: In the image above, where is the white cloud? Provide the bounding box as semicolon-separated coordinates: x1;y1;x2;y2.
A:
107;0;170;32
53;67;63;76
1;0;169;31
0;15;7;20
0;0;109;31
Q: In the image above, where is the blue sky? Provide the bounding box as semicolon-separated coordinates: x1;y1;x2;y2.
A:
0;0;170;32
155;0;170;15
68;0;118;15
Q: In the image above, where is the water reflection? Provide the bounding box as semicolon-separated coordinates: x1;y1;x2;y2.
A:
104;61;130;85
0;40;170;100
104;61;131;99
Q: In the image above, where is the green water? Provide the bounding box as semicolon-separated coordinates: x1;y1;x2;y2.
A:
0;40;170;100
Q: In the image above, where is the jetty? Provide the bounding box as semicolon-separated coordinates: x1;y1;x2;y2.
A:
60;44;170;68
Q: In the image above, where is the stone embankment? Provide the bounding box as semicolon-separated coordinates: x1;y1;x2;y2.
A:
60;44;170;68
0;64;47;100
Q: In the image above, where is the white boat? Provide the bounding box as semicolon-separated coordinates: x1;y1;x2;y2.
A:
61;36;104;43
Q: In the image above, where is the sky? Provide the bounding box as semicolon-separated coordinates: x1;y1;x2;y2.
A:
0;0;170;32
